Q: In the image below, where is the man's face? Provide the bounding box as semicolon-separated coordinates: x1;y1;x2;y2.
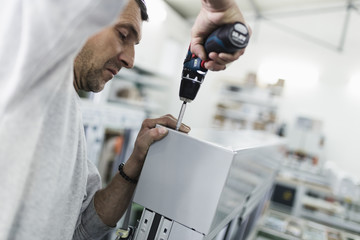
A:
74;0;142;92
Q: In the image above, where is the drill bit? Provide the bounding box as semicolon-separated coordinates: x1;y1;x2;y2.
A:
175;101;187;131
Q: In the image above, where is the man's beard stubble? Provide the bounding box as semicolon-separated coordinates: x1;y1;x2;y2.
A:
85;66;104;93
86;58;120;93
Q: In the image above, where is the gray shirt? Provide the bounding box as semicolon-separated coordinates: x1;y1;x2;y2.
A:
0;0;127;239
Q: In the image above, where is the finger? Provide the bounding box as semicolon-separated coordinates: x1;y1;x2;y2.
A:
164;114;191;133
190;41;207;60
141;126;169;146
246;23;253;37
135;126;168;151
205;50;245;71
204;61;226;71
163;114;177;122
208;50;244;64
141;114;176;129
207;53;228;66
179;123;191;133
218;50;244;60
142;114;191;133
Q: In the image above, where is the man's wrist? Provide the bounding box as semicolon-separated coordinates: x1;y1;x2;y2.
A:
118;163;138;184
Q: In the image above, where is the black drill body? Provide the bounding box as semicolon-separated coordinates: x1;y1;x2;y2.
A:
179;22;250;103
175;22;250;131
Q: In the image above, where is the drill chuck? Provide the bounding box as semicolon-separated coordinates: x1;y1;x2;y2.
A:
179;69;204;102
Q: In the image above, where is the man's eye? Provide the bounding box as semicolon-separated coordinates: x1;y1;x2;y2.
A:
118;31;127;41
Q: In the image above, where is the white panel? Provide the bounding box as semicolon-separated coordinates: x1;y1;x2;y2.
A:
134;128;284;237
168;222;204;240
134;128;235;234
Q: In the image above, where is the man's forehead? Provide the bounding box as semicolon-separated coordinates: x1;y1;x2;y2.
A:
115;1;142;38
118;0;142;22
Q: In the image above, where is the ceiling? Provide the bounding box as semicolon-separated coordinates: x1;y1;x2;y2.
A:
163;0;360;52
164;0;360;20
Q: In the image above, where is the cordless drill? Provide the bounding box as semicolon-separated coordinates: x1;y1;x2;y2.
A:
175;22;250;130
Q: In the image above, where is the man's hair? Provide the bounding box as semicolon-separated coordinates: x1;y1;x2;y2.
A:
135;0;149;21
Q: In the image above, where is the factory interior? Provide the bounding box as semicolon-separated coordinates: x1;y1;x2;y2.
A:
78;0;360;239
23;0;360;239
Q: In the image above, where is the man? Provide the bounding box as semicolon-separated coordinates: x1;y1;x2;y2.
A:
0;0;249;239
73;1;191;234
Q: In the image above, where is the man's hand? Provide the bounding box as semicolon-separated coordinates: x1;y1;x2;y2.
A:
123;114;190;180
190;0;251;71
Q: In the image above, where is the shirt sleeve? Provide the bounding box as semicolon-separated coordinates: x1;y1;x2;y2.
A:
73;160;114;240
73;198;114;240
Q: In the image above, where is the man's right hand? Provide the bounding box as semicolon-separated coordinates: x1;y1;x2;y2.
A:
190;0;251;71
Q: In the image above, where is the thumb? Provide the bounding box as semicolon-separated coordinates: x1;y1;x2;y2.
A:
190;39;207;60
156;126;169;138
144;126;169;147
132;126;169;163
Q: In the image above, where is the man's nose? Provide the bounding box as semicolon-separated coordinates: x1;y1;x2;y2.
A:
118;45;135;69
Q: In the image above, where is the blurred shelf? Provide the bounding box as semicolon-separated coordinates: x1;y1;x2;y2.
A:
213;77;283;133
257;226;300;240
249;210;360;240
216;108;260;122
107;97;163;113
220;89;279;109
114;72;169;90
278;165;331;186
301;210;360;234
270;173;360;235
80;98;146;129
